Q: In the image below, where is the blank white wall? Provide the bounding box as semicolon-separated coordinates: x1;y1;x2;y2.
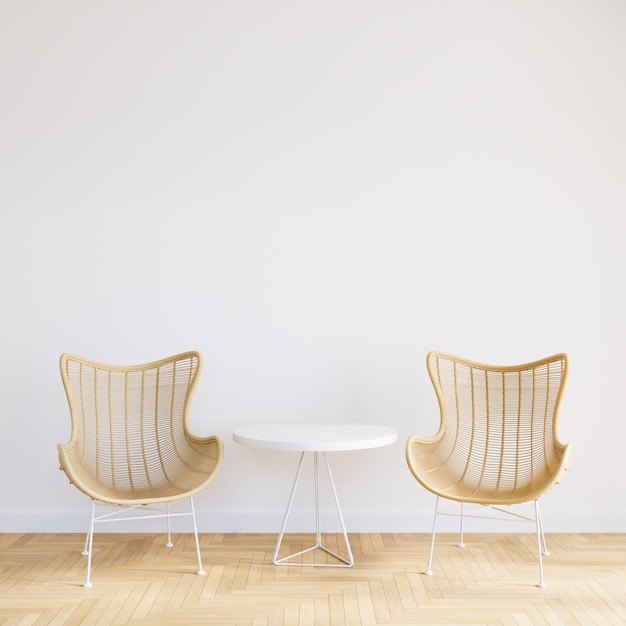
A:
1;1;625;533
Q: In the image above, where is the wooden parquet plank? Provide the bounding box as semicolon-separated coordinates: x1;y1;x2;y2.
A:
525;602;561;626
368;534;385;553
366;580;391;622
131;580;165;621
215;561;238;597
92;589;134;626
232;558;252;592
404;570;430;605
380;571;404;618
452;546;482;585
467;544;499;581
354;582;376;625
47;601;86;626
199;564;225;601
298;599;315;626
313;595;331;626
244;553;265;590
429;554;459;595
329;592;347;626
16;616;40;626
392;571;417;610
282;603;299;626
108;583;151;625
600;569;626;606
420;567;444;600
341;587;361;626
355;534;373;556
167;574;196;611
0;535;21;551
147;577;178;614
177;571;208;607
266;610;283;626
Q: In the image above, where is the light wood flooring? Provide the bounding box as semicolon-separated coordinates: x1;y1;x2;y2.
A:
1;532;625;625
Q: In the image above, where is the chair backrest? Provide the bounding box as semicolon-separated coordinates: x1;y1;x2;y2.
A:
60;352;201;494
426;351;568;497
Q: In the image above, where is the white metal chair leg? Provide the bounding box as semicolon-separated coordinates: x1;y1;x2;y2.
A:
83;500;96;588
189;496;205;576
165;502;174;548
457;502;465;548
424;496;439;576
81;509;92;557
535;500;547;588
536;503;549;556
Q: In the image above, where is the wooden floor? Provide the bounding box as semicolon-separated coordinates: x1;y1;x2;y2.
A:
1;532;625;625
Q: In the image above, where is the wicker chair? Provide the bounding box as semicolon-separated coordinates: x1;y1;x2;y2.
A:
406;351;571;588
58;351;224;587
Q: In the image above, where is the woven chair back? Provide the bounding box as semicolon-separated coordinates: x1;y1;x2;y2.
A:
60;352;205;497
426;352;568;500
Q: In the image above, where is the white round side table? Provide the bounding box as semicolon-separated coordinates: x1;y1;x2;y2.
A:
233;422;398;567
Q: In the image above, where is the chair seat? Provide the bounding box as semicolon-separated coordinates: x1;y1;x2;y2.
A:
407;437;570;506
59;437;222;506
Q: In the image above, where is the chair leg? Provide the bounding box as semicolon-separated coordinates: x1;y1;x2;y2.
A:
457;502;465;548
534;499;547;588
424;496;440;576
536;503;549;556
83;500;96;588
81;509;92;557
165;502;174;548
190;496;205;576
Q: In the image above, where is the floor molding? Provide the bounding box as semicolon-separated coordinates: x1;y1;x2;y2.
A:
1;509;624;534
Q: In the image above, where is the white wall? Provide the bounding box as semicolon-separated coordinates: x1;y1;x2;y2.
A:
1;1;625;534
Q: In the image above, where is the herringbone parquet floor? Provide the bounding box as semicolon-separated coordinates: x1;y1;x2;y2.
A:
1;532;625;625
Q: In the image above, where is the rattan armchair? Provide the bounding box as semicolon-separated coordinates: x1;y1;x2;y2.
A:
58;351;224;587
406;351;571;587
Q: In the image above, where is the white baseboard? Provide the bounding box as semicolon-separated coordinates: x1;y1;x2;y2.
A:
1;509;625;534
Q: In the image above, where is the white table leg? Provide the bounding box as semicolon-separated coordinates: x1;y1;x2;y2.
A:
273;451;354;567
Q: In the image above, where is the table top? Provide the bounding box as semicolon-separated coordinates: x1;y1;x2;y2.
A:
232;422;398;452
